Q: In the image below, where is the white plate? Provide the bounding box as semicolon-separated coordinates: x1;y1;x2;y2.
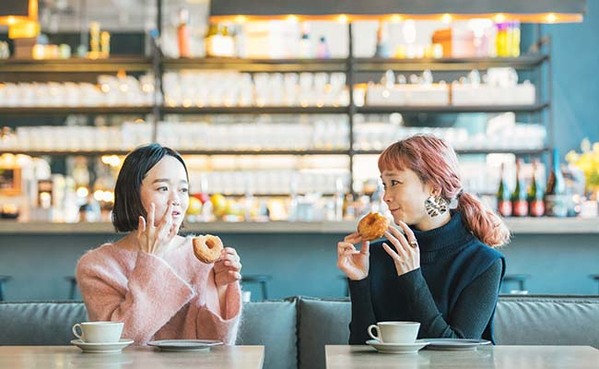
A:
147;339;223;352
366;339;430;354
424;338;491;351
71;338;134;353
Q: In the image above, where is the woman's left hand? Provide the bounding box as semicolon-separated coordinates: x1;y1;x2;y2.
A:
382;221;420;276
213;247;242;287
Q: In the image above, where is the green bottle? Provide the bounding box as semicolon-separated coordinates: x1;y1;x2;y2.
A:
497;163;512;217
511;159;528;217
527;159;545;217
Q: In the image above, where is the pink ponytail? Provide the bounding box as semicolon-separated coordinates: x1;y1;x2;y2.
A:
457;193;511;247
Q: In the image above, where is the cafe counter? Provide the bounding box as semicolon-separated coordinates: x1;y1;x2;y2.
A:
0;217;598;301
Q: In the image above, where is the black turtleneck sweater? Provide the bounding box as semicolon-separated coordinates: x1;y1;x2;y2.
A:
348;212;505;344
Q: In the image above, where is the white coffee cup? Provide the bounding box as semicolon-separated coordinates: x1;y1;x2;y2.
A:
367;321;420;344
72;321;124;343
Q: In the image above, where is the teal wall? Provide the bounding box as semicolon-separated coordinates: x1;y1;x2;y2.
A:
0;232;597;301
545;0;599;155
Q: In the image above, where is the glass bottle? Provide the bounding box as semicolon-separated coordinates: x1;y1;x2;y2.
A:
511;159;528;217
544;149;568;217
497;163;512;217
528;159;545;217
177;8;190;58
374;22;391;58
495;22;508;57
510;21;521;57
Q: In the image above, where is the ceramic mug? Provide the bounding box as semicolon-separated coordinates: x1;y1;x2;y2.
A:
72;321;124;343
367;321;420;344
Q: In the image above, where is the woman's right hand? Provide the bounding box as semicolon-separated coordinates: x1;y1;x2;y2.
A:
135;203;178;256
336;232;370;281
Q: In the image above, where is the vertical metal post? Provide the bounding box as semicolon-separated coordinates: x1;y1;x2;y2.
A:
546;33;554;154
151;0;163;143
347;22;355;196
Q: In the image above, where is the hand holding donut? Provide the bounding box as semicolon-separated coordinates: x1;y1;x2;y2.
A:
136;203;178;256
337;232;370;281
381;221;420;276
192;235;241;287
213;247;242;287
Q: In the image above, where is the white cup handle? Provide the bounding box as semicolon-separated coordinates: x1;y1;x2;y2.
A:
367;324;381;342
72;323;83;340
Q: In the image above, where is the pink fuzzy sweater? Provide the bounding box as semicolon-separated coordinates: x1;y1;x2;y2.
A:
75;237;241;345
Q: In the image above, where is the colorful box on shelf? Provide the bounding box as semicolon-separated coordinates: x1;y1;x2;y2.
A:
451;83;535;106
431;28;476;58
364;84;450;106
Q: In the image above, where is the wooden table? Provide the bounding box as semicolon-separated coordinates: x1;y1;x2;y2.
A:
326;345;599;369
0;345;264;369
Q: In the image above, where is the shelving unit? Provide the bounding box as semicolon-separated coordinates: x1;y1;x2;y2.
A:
0;26;552;198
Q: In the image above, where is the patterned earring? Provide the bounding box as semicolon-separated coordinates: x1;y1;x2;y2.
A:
424;195;449;217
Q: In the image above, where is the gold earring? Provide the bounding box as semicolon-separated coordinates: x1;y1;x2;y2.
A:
424;195;448;217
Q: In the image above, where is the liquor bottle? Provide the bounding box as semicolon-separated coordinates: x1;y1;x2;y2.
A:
544;149;568;217
497;163;512;217
177;8;190;58
527;159;545;217
511;159;528;217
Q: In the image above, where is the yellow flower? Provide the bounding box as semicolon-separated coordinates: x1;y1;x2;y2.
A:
567;139;599;190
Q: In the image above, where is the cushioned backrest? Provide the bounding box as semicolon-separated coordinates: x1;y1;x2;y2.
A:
298;297;351;369
0;301;88;345
236;298;298;369
495;295;599;347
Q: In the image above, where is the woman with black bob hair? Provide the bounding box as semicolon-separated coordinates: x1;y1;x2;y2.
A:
77;143;242;345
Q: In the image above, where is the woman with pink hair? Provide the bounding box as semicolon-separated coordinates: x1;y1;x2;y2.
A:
337;134;510;344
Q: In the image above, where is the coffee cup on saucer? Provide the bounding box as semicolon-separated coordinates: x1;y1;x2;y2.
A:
72;321;124;344
367;321;420;344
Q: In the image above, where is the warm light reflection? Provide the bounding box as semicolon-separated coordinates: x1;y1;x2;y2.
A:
94;190;114;203
210;12;584;24
441;13;453;23
336;14;349;23
389;14;403;23
76;186;89;198
494;13;507;23
101;155;122;167
285;15;299;23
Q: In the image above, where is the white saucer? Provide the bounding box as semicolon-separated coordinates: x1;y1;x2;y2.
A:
424;338;491;351
71;338;134;353
147;339;223;352
366;339;430;354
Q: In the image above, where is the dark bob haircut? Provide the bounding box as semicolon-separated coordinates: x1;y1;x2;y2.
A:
112;143;188;232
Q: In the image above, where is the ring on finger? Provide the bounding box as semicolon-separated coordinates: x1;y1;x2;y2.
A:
409;240;418;248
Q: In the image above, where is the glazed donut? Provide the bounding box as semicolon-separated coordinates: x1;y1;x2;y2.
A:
192;235;224;263
357;212;389;241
